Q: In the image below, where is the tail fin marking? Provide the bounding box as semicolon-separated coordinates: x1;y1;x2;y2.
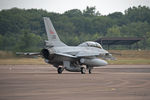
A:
43;17;67;47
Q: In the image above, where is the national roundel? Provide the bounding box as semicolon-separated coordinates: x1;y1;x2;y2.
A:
50;29;54;34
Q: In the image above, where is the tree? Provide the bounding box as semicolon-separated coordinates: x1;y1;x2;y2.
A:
0;6;150;50
15;30;42;51
125;6;150;23
0;35;3;50
120;21;150;37
108;12;123;19
106;26;121;37
83;6;100;16
64;9;82;17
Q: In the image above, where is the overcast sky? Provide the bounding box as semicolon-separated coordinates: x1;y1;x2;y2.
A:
0;0;150;15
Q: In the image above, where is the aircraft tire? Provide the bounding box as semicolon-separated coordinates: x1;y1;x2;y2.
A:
57;67;63;74
81;67;86;74
89;68;92;74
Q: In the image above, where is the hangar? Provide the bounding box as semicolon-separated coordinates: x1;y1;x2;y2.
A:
95;37;143;49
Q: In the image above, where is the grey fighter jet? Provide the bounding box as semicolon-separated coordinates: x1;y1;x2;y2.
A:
18;17;114;74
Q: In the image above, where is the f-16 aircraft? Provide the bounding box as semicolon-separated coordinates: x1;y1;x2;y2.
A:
18;17;114;74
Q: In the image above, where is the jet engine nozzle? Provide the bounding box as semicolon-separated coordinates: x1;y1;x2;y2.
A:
41;49;50;59
41;48;55;61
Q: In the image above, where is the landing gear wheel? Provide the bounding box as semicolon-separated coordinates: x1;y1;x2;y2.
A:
81;67;86;74
89;68;92;74
57;67;63;74
86;65;92;74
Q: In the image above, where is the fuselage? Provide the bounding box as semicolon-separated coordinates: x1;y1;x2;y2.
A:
53;46;108;56
42;45;109;67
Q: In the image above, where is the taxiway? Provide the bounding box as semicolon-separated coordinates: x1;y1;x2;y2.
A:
0;64;150;100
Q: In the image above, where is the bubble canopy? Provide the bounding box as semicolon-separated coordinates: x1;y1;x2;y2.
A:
78;41;103;49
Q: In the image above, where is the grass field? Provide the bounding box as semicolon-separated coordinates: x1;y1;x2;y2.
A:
108;58;150;65
108;50;150;64
0;58;45;65
0;50;150;65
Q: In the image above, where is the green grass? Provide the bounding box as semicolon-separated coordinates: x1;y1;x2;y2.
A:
108;58;150;65
0;58;46;65
107;50;150;64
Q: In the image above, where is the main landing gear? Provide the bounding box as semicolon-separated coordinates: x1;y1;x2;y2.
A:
57;67;64;74
88;68;92;74
81;67;86;74
86;65;93;74
81;66;92;74
57;66;92;74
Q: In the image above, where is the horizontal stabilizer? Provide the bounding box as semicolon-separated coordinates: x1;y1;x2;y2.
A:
16;52;40;56
55;53;77;58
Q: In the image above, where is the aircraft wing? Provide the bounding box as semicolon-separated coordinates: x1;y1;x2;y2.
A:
16;52;41;56
16;51;77;59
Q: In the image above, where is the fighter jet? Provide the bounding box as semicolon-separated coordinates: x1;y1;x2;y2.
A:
18;17;114;74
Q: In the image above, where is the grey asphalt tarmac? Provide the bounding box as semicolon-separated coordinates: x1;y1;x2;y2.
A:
0;64;150;100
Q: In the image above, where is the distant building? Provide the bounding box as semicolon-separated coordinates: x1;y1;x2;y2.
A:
96;37;143;50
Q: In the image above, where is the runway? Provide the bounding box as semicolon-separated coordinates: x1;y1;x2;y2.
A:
0;65;150;100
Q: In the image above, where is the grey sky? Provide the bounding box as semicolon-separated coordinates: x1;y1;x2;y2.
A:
0;0;150;15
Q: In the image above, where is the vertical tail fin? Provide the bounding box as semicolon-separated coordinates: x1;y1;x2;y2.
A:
43;17;67;47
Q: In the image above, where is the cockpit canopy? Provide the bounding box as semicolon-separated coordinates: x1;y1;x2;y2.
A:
78;41;103;49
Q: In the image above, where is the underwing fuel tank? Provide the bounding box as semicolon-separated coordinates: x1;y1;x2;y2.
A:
80;58;108;66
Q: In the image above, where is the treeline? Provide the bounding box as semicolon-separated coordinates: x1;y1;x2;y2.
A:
0;6;150;51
